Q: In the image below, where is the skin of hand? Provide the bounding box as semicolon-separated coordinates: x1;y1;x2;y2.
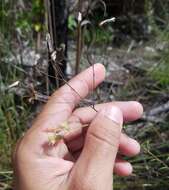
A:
13;64;143;190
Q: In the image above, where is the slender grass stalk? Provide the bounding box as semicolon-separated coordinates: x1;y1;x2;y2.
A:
75;0;83;74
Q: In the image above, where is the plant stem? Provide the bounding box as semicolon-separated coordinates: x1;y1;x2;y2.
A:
75;0;83;75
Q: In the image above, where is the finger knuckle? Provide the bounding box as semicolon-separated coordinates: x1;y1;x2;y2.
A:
89;123;121;148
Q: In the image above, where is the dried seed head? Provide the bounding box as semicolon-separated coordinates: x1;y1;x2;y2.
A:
48;134;63;145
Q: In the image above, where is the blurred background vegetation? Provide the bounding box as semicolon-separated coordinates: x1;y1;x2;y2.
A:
0;0;169;189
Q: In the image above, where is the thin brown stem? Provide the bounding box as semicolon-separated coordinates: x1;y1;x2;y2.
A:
75;0;83;75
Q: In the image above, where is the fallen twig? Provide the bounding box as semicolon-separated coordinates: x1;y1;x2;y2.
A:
148;101;169;116
141;101;169;123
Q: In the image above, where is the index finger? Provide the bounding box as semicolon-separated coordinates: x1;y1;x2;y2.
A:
73;101;143;124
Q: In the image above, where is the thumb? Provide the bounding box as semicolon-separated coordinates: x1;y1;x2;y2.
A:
71;106;123;189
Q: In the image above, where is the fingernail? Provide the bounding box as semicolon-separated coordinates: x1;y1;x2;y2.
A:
104;106;123;125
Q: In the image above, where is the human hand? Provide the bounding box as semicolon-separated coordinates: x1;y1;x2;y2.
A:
13;64;143;190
